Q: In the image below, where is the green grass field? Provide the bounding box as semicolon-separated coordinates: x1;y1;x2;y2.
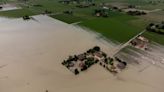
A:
79;11;145;43
50;14;86;24
0;8;36;18
143;31;164;45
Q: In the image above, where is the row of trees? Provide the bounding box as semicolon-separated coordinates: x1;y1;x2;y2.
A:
127;10;147;16
59;0;94;4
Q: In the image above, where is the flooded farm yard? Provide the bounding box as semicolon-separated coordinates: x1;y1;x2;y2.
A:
0;15;164;92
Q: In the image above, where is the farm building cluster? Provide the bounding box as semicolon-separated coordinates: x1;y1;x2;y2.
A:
62;46;127;75
130;36;149;50
146;21;164;35
97;3;148;16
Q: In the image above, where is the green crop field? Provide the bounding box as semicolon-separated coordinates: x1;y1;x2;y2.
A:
79;11;145;43
50;14;86;24
0;8;36;18
143;31;164;45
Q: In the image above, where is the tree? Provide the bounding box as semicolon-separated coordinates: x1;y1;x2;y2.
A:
162;21;164;24
18;0;29;3
0;6;2;9
74;69;79;75
93;46;100;51
149;23;155;26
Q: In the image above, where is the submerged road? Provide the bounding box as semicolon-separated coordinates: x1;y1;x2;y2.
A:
111;30;147;57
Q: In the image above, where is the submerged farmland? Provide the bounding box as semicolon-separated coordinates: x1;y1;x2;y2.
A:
0;0;164;92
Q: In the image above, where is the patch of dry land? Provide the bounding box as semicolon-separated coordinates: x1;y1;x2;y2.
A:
139;12;164;22
0;15;164;92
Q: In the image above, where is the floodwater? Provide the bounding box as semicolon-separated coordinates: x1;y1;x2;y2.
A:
0;15;116;92
115;43;164;92
116;42;164;69
0;15;164;92
0;4;21;11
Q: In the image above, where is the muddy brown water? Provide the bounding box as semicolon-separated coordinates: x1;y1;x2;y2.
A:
0;15;164;92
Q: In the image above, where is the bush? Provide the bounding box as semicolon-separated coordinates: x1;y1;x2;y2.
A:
74;69;79;75
0;6;3;9
122;62;127;66
85;60;94;67
81;65;88;71
93;46;100;51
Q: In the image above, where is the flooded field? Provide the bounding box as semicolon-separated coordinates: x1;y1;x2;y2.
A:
0;15;117;92
0;15;164;92
116;42;164;68
0;4;21;11
115;43;164;92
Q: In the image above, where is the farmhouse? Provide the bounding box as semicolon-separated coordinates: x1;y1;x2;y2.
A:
94;8;109;17
130;36;149;50
146;22;164;34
